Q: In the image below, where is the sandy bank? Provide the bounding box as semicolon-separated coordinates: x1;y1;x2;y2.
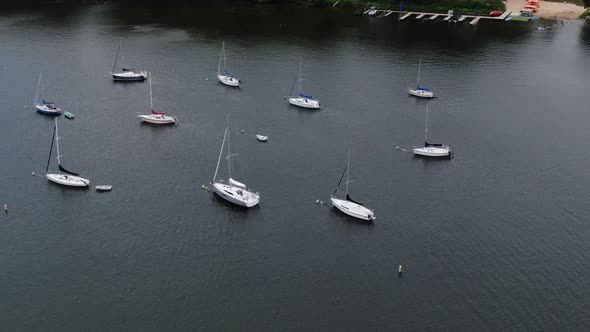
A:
506;0;586;19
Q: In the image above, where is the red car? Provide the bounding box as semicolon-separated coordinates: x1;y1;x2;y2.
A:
489;10;504;16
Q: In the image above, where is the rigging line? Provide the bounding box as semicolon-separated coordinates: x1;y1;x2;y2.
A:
333;164;348;196
45;121;56;173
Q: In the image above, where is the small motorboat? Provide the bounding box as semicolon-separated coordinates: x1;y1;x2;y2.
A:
64;112;75;119
137;112;176;125
95;185;112;191
256;135;268;142
489;10;504;17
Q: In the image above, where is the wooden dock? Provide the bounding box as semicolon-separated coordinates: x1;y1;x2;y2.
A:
364;9;514;25
399;12;413;21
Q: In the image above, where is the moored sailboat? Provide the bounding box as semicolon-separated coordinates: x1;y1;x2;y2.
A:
408;58;435;98
287;61;321;109
45;118;89;187
110;38;147;81
330;150;375;222
210;115;260;208
33;73;62;116
217;41;241;87
412;103;452;158
137;73;176;125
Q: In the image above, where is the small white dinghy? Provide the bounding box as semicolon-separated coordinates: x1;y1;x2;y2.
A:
330;150;375;222
95;185;112;191
216;41;241;87
412;103;452;158
408;58;435;99
287;61;321;109
137;73;176;125
45;118;90;188
210;115;260;208
256;134;268;142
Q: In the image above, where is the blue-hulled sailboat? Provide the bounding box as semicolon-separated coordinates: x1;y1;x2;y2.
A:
33;73;61;116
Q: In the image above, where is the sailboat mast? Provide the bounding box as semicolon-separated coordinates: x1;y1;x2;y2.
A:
298;61;302;95
112;38;121;73
218;41;223;74
222;41;226;73
226;114;232;180
416;58;422;87
424;103;430;143
54;118;62;169
34;73;42;105
345;149;351;195
149;73;153;110
213;126;228;182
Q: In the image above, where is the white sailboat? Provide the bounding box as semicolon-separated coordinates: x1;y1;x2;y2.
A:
210;115;260;208
217;41;241;87
45;118;90;187
288;61;321;109
33;73;62;116
408;58;435;98
111;38;147;81
412;103;452;158
137;73;176;125
330;150;375;222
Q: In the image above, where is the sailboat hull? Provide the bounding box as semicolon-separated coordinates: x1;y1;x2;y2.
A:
408;89;435;98
35;104;61;115
137;114;176;124
330;197;375;221
217;74;240;87
288;97;321;109
212;182;260;208
46;173;89;187
412;146;452;158
112;71;147;81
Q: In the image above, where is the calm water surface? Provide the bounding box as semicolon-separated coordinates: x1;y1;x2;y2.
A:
0;4;589;331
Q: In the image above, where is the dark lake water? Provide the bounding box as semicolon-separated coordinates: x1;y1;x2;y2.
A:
1;4;589;331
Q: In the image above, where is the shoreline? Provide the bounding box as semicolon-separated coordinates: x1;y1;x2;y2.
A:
506;0;586;19
10;0;588;20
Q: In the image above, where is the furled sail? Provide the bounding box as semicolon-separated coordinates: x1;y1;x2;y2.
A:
417;85;430;91
59;164;80;176
151;109;165;115
229;178;246;189
223;69;234;77
346;194;364;206
425;141;444;147
299;92;313;99
43;99;55;105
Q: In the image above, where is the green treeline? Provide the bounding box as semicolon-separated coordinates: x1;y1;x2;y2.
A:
16;0;505;13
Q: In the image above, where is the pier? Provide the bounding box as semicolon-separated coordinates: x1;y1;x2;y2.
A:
364;9;513;26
